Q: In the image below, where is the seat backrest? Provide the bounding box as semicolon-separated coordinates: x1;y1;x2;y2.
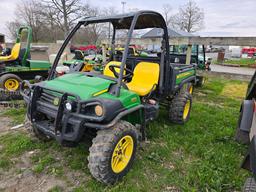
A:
10;43;21;60
103;61;122;78
131;62;160;86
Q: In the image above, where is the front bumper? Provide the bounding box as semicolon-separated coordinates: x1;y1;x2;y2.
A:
28;86;86;142
24;85;141;143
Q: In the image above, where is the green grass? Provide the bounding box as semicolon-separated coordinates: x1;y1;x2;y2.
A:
0;77;250;191
214;58;256;67
1;107;26;125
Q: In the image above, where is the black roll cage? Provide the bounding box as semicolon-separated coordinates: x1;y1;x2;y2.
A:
48;10;170;97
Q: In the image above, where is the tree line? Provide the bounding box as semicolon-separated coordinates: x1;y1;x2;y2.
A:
6;0;204;43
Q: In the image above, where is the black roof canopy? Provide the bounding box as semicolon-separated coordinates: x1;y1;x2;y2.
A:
79;10;167;30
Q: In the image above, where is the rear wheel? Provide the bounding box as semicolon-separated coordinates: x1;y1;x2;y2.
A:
0;74;21;91
186;83;194;94
196;76;206;87
243;177;256;192
88;121;138;184
169;91;192;124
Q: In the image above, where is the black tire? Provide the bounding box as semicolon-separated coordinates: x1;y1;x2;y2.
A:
88;120;139;184
243;177;256;192
31;124;51;142
196;76;206;87
0;73;22;91
169;91;192;124
235;110;250;144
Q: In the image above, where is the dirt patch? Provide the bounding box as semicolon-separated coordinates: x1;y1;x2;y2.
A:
0;116;12;135
0;151;67;192
0;173;66;192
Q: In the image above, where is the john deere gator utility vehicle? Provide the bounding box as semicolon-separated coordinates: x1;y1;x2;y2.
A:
0;26;50;91
21;11;196;184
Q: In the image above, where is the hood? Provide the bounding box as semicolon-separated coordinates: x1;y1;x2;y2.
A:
43;73;114;100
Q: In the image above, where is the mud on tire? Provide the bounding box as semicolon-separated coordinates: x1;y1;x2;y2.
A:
88;120;139;184
169;91;192;124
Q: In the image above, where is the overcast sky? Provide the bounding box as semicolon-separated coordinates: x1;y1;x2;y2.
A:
1;0;256;40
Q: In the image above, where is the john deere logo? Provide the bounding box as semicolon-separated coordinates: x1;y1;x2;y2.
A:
53;97;60;106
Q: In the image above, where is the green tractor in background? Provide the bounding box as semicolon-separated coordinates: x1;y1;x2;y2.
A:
0;26;50;92
22;11;196;185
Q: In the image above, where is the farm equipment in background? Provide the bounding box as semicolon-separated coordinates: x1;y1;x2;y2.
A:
0;26;51;94
241;47;256;58
21;11;196;185
70;44;98;56
170;44;212;71
107;46;149;61
62;49;104;74
235;70;256;191
170;44;212;87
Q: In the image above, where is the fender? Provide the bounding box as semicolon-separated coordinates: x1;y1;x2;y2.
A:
178;76;197;90
238;100;254;132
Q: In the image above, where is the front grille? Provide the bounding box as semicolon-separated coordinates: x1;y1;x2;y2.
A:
39;89;61;106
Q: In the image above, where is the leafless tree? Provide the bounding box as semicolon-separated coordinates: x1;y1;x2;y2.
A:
162;4;173;28
40;0;93;37
6;0;45;42
5;21;21;40
172;0;204;32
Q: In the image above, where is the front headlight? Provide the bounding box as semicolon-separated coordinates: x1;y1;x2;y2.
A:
94;105;103;116
65;102;72;111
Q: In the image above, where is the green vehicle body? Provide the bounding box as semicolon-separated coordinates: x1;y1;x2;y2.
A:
22;10;197;137
22;11;196;184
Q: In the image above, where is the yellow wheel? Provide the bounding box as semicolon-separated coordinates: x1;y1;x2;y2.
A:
189;85;193;94
169;91;192;124
196;76;206;87
88;121;138;184
0;74;21;91
111;135;134;173
4;78;19;91
183;100;191;120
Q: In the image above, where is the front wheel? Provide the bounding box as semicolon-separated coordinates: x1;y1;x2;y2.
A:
88;121;139;184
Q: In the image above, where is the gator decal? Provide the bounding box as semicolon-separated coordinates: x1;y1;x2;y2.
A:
176;70;195;84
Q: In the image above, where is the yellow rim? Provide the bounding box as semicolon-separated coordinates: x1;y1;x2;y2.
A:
4;78;19;91
111;135;134;173
202;78;206;84
189;85;193;94
183;100;191;120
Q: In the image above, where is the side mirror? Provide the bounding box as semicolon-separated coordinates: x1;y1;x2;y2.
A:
34;75;43;83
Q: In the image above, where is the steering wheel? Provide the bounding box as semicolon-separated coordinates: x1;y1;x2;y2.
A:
108;65;133;81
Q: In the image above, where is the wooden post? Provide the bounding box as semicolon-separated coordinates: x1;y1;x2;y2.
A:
186;44;192;64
